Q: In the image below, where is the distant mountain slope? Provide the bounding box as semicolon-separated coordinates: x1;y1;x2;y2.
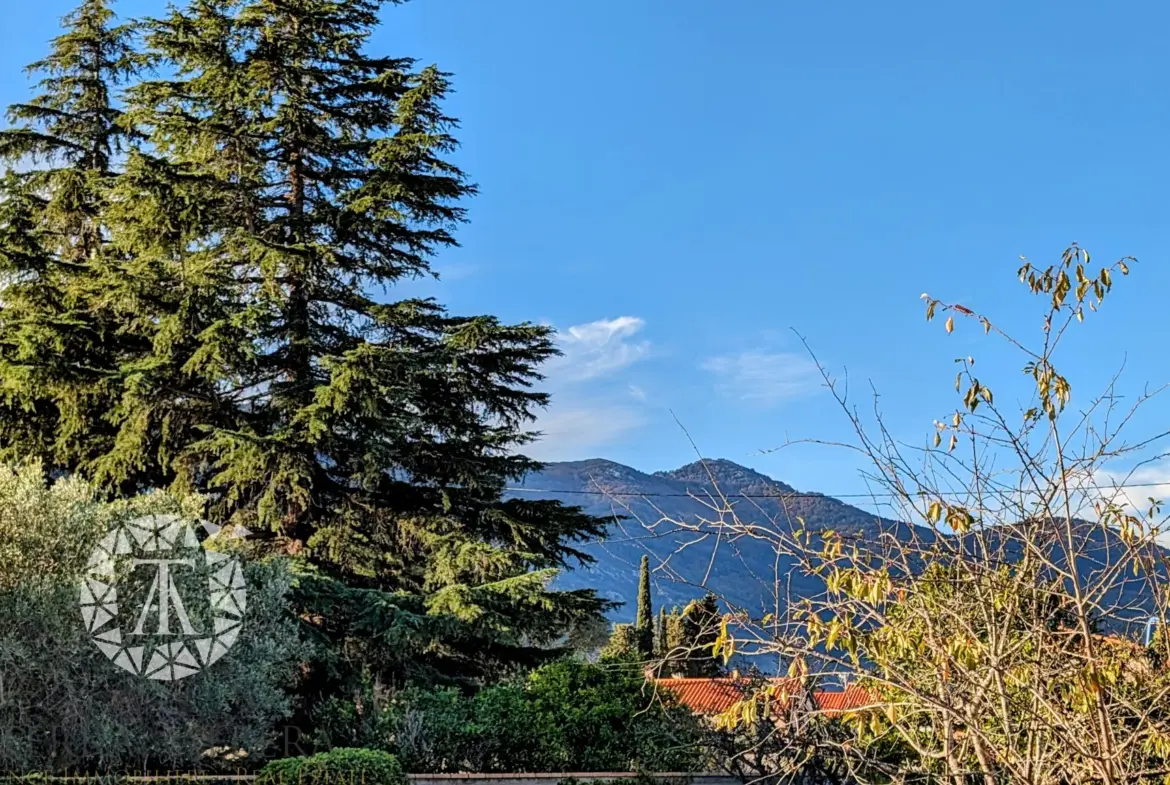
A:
512;458;1163;635
509;458;926;622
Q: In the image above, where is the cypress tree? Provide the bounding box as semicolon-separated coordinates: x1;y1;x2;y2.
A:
665;607;685;667
654;606;666;658
634;554;653;657
0;0;140;477
90;0;608;687
636;555;653;628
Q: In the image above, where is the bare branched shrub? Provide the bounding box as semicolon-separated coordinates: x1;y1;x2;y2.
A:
608;247;1170;784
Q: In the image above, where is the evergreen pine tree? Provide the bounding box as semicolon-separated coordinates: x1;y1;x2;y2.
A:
654;596;725;677
81;0;610;688
0;0;140;477
679;593;724;677
601;623;638;661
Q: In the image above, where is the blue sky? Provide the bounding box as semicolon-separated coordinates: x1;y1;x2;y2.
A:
5;1;1170;504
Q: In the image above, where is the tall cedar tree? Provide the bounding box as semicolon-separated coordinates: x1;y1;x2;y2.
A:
95;0;611;687
0;0;140;478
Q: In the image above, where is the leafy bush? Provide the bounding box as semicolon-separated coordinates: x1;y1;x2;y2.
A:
257;749;406;785
0;465;309;773
389;681;532;772
387;656;705;772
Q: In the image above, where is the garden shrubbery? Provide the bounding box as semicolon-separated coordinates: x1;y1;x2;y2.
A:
0;465;706;776
385;657;705;773
257;749;407;785
0;466;308;773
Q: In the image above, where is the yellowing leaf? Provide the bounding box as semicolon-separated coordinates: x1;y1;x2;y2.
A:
945;316;954;334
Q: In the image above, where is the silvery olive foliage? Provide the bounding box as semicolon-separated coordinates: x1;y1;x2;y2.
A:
0;464;308;773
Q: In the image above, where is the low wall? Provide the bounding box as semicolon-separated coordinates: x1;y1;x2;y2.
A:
410;775;738;785
12;774;738;785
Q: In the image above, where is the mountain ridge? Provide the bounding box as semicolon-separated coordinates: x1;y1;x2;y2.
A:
512;457;916;622
516;457;1161;638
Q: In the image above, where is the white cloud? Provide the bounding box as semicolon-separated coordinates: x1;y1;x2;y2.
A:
435;263;479;281
1067;462;1170;546
524;406;647;462
1092;463;1170;517
524;316;653;461
701;350;820;407
552;316;651;382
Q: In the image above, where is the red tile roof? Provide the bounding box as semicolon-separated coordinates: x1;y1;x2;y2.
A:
653;677;789;714
655;677;872;718
815;684;874;715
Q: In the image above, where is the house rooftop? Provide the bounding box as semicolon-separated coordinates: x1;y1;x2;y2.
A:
654;677;873;717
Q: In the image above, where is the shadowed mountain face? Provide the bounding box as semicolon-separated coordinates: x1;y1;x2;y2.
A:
510;458;926;622
512;459;1164;635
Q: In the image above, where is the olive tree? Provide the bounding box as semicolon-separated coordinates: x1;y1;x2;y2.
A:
0;464;308;773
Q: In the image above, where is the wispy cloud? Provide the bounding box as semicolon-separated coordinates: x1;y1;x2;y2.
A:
1093;463;1170;516
526;316;653;460
525;406;647;462
701;350;820;407
1063;462;1170;545
551;316;651;382
435;263;479;281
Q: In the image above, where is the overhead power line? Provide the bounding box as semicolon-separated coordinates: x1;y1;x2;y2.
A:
507;487;880;499
504;482;1170;501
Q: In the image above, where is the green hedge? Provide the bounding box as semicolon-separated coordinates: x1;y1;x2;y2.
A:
256;749;405;785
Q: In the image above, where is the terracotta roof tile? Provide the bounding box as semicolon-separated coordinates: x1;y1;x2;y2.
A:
815;684;873;715
655;677;873;718
654;678;761;714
